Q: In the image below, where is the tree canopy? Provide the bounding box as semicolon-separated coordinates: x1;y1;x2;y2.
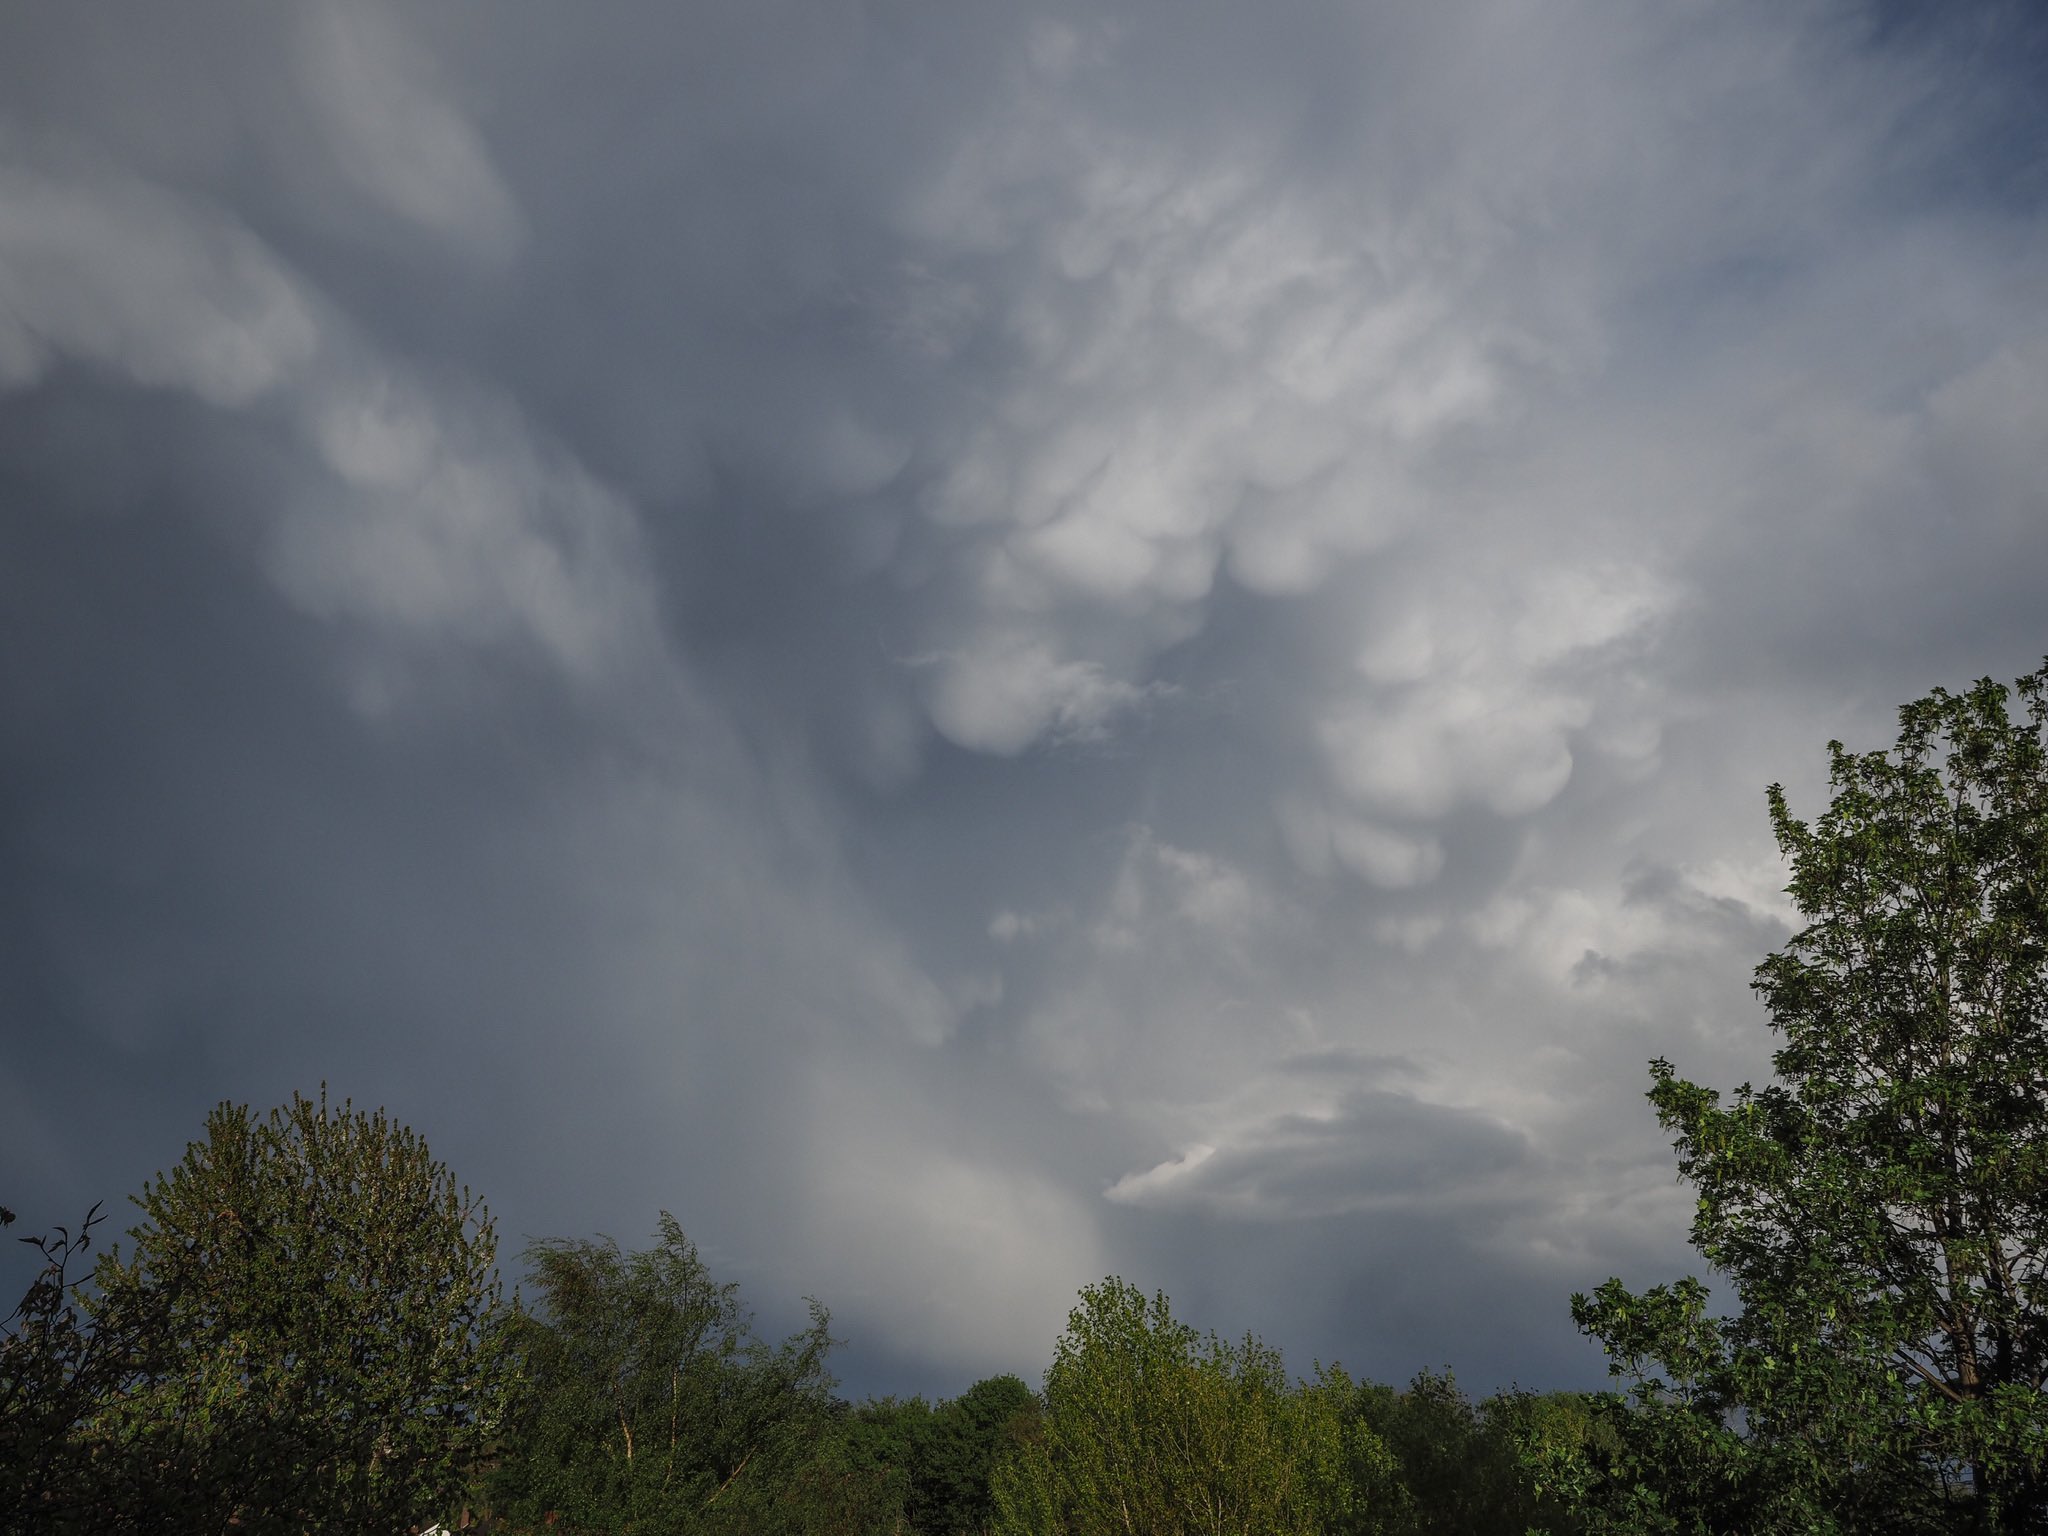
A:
85;1089;509;1533
1569;662;2048;1533
487;1212;842;1534
993;1277;1377;1536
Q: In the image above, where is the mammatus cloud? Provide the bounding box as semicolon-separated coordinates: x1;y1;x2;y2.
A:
898;54;1539;764
295;2;524;260
919;634;1170;755
0;168;318;403
3;0;2046;1397
0;158;639;699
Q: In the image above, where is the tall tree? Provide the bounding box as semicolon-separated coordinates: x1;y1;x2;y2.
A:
992;1277;1378;1536
87;1089;510;1533
1331;1369;1593;1536
488;1212;840;1534
908;1374;1040;1536
1570;663;2048;1533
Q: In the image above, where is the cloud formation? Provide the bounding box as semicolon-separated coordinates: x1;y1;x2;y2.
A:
3;0;2046;1396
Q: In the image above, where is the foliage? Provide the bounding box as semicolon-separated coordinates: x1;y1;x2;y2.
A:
992;1277;1377;1536
0;1201;144;1534
777;1396;921;1535
486;1211;841;1534
87;1089;511;1533
1568;663;2048;1533
1328;1368;1593;1536
907;1374;1041;1535
761;1374;1042;1536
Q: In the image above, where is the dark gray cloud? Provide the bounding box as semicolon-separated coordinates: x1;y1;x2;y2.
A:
3;0;2045;1398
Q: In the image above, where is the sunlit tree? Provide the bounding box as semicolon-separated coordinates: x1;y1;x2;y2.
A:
993;1278;1379;1536
1570;663;2048;1533
88;1089;510;1533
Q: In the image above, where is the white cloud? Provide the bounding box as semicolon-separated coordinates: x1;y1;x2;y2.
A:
1275;797;1444;889
0;166;318;405
1102;1143;1215;1204
1316;558;1673;824
1467;886;1664;983
1150;843;1258;929
1318;684;1588;822
1330;818;1446;890
1103;1090;1531;1221
0;155;662;701
890;54;1570;757
923;633;1164;754
297;1;522;259
276;373;658;687
988;909;1034;944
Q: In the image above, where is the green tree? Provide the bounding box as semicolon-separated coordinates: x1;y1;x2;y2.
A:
86;1089;511;1533
778;1395;942;1536
1569;663;2048;1533
1331;1369;1591;1536
908;1374;1040;1536
487;1212;840;1534
992;1278;1378;1536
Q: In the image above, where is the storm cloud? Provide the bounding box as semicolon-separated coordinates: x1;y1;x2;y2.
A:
3;0;2045;1396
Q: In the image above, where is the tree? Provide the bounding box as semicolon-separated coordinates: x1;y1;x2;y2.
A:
487;1212;840;1534
1;1201;145;1534
1331;1369;1593;1536
780;1395;923;1536
907;1374;1040;1536
86;1089;510;1533
1570;663;2048;1533
992;1277;1376;1536
761;1377;1040;1536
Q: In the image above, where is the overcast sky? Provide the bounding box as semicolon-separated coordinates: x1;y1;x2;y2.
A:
3;0;2045;1400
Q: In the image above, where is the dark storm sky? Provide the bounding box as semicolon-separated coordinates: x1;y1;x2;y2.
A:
3;0;2045;1398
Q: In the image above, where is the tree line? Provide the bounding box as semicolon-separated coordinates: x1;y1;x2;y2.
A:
6;661;2048;1534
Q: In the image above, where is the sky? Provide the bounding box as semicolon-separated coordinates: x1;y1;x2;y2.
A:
2;0;2045;1401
